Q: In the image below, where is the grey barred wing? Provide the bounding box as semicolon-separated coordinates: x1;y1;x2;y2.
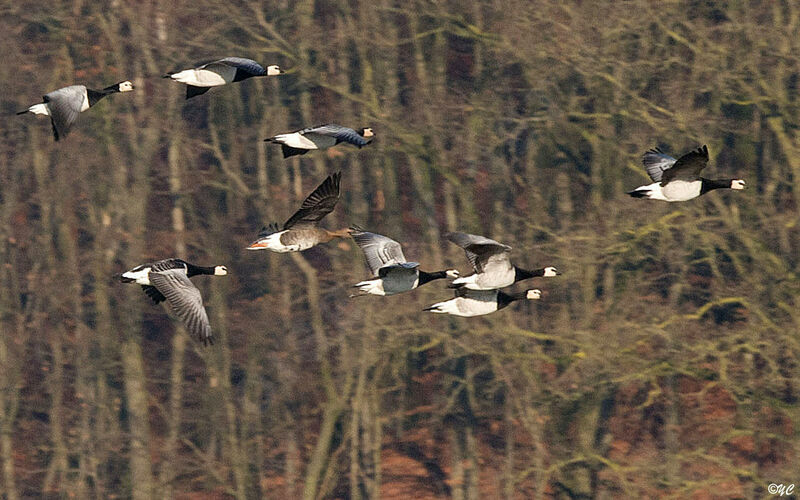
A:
148;258;187;273
446;232;512;273
350;228;408;276
149;270;213;345
44;85;86;140
642;147;677;183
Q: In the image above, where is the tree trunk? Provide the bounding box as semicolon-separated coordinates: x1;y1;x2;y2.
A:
122;340;155;500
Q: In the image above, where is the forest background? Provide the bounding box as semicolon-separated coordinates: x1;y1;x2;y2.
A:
1;0;799;498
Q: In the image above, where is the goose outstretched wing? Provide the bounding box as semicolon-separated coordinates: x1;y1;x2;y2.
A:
149;269;213;345
301;124;370;147
283;172;341;229
44;85;86;140
660;145;709;184
446;232;512;274
350;227;408;276
641;147;677;183
203;57;266;77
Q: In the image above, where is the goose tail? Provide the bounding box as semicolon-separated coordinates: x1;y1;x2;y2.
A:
627;189;650;198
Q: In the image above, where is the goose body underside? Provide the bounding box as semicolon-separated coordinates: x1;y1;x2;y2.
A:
169;67;236;87
451;271;514;290
248;229;325;252
629;180;701;202
271;132;325;150
353;271;419;296
425;296;498;317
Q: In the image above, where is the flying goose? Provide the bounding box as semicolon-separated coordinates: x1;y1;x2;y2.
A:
163;57;282;99
446;232;559;290
119;258;227;345
349;227;459;296
627;145;746;201
265;124;374;158
17;81;134;141
424;288;541;317
246;172;350;252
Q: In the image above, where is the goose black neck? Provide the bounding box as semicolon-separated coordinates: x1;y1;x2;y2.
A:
497;291;525;310
233;68;263;82
86;85;119;106
185;263;216;277
418;270;448;286
700;178;732;195
514;267;544;282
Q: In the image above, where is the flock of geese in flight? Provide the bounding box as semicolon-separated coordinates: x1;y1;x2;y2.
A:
16;56;747;345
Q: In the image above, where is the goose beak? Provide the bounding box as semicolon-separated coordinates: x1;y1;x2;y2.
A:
246;240;269;250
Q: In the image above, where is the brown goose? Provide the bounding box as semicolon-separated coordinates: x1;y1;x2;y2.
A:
246;172;350;252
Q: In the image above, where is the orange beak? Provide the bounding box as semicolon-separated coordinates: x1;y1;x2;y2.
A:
246;240;269;250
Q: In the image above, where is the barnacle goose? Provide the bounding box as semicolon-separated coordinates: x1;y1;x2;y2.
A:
17;80;134;141
628;145;746;201
424;289;542;317
163;57;282;99
446;232;559;290
265;124;374;158
119;258;227;345
349;227;459;296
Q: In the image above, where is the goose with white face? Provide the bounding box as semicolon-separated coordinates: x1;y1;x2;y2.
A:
349;228;461;297
628;145;747;201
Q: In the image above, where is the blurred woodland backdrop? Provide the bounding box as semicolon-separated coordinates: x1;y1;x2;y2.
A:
1;0;800;498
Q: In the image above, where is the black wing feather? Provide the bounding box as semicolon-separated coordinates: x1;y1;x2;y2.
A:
257;222;282;238
212;57;266;76
660;145;709;185
281;144;310;158
142;285;166;304
186;85;211;99
283;172;342;229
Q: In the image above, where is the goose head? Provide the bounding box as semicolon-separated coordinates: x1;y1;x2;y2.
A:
266;65;283;76
360;127;374;138
214;265;228;276
730;179;746;190
445;269;460;278
543;266;560;277
526;289;542;300
117;81;135;92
